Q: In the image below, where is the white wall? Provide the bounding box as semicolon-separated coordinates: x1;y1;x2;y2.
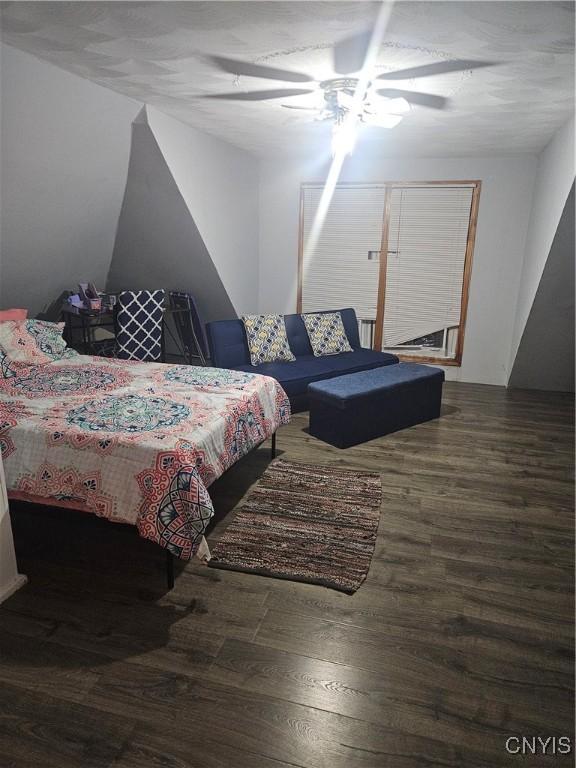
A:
259;148;538;386
0;43;140;316
508;116;575;374
147;107;260;316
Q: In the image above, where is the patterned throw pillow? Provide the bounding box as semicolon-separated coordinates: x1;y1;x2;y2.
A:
0;319;75;374
302;312;353;357
242;314;296;366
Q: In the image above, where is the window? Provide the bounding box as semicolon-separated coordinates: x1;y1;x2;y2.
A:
300;185;384;322
298;181;480;365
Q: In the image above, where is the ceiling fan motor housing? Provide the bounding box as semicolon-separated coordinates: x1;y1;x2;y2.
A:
320;78;369;120
319;78;361;93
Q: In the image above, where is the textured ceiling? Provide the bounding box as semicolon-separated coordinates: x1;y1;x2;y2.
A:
1;1;574;157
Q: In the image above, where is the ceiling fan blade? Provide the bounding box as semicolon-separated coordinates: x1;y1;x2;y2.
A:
208;55;314;83
333;30;373;74
377;59;495;81
203;89;315;101
376;88;449;110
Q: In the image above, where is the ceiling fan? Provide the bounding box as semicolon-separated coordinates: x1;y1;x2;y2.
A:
202;30;494;134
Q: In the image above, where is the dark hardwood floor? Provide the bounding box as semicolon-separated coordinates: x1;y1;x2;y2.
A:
1;382;574;768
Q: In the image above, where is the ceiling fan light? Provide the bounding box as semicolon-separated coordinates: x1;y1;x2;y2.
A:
337;90;356;110
363;113;404;129
365;96;410;115
331;120;358;157
381;97;411;114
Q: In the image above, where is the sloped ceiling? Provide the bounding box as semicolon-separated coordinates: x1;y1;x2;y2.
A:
107;108;237;324
1;1;573;157
508;183;575;392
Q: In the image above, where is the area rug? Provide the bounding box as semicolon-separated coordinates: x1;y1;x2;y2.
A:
208;459;382;593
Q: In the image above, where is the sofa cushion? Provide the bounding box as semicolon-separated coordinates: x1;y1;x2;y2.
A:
206;318;251;368
236;349;399;398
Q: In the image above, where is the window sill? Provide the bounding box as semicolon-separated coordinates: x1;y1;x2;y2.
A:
392;353;461;367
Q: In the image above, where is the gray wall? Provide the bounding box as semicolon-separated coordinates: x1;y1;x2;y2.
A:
107;109;236;324
0;43;140;315
508;184;575;392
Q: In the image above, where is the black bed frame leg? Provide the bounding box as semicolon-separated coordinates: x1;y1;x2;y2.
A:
271;432;277;459
166;550;175;590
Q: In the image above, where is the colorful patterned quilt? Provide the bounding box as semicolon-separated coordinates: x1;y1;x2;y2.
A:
0;357;290;559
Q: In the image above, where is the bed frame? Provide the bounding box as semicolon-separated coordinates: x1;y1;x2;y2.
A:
164;431;277;589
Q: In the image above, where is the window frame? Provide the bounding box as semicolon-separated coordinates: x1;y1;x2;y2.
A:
297;179;481;367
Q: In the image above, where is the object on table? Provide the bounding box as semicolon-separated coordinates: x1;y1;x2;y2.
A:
78;282;99;306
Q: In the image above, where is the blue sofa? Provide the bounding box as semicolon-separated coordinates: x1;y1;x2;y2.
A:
205;308;399;411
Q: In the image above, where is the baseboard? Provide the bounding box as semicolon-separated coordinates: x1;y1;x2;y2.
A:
0;573;28;605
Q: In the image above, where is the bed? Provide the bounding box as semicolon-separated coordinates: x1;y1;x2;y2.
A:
0;353;290;563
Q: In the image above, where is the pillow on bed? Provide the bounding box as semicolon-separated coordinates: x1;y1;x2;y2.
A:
242;314;296;366
302;312;353;357
0;348;17;379
0;309;28;322
0;319;77;372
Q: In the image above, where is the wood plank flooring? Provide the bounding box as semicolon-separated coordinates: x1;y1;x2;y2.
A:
0;382;574;768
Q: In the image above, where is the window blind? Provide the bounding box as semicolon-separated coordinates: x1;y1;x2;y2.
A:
301;185;385;321
382;186;473;348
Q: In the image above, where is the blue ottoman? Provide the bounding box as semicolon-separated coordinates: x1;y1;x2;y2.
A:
308;363;445;448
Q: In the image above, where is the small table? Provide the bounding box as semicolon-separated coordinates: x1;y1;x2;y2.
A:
62;305;115;355
61;303;206;364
